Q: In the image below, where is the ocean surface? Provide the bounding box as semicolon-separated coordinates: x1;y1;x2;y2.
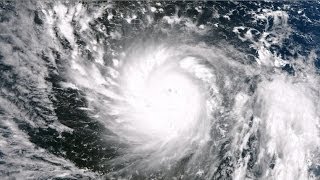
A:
0;1;320;179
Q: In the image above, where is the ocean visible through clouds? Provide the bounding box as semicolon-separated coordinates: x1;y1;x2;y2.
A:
0;1;320;179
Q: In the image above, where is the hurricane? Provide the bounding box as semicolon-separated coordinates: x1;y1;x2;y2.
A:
0;1;319;180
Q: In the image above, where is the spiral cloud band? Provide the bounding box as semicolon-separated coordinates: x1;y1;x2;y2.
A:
0;1;319;180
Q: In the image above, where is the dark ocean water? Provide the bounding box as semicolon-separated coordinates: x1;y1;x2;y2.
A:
0;1;320;179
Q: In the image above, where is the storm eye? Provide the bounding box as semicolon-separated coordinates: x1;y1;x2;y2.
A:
119;62;208;143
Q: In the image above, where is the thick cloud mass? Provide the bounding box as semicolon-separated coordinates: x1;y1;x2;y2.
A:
0;1;319;179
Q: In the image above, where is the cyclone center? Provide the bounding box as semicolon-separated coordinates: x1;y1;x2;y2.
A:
134;69;204;142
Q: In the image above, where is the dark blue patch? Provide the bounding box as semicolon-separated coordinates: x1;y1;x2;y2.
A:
282;64;295;75
315;58;320;70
